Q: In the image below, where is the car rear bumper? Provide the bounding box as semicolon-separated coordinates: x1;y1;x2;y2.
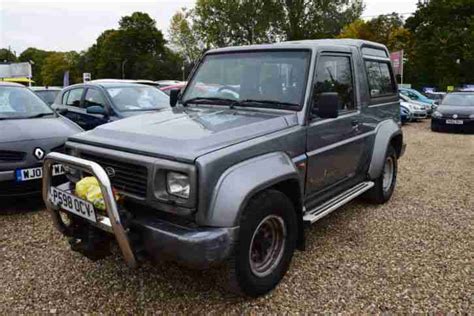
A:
431;118;474;133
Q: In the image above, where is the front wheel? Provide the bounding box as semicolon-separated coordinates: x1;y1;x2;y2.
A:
365;145;398;204
226;190;297;297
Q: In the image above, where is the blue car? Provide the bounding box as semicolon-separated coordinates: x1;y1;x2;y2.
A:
399;87;434;114
52;81;170;130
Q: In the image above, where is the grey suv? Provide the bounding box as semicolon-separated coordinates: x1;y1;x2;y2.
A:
42;39;405;297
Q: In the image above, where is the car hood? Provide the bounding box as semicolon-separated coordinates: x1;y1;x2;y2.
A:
69;107;297;162
437;105;474;117
0;116;83;144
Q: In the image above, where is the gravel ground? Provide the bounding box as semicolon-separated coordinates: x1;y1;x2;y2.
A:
1;120;473;314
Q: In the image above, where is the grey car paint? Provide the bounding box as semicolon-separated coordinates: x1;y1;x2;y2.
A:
0;115;83;194
68;106;296;163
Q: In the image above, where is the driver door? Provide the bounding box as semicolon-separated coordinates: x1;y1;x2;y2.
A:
76;88;109;130
305;52;368;208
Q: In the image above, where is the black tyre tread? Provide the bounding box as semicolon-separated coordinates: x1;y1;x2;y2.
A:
224;189;297;297
365;145;398;204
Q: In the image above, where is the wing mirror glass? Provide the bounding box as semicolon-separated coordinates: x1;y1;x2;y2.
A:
169;89;180;107
86;105;106;115
313;92;340;119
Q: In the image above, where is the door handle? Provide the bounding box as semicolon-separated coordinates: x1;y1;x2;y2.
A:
351;119;359;127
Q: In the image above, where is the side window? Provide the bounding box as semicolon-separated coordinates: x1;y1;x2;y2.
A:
65;88;84;107
365;61;396;98
84;89;106;108
314;55;355;113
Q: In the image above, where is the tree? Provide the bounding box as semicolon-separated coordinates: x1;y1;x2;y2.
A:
85;12;171;80
193;0;281;47
169;9;204;63
0;48;17;63
404;0;474;89
191;0;363;48
18;48;54;85
275;0;364;40
339;13;412;51
41;52;80;86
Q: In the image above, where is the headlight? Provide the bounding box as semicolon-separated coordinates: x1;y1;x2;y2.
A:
166;171;190;199
433;111;443;118
469;114;474;119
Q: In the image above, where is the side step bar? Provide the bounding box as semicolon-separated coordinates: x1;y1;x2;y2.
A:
303;181;374;224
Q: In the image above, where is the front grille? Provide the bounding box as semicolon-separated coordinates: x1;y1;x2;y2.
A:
80;153;148;198
0;150;26;162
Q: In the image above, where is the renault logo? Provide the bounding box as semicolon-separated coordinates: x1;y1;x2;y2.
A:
105;167;116;177
452;114;458;119
33;148;45;160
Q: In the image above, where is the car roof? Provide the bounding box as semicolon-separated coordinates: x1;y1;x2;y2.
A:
30;86;62;91
90;79;160;86
64;82;155;89
207;39;388;54
0;81;25;87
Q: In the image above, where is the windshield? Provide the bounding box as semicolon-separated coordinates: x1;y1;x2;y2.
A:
106;86;169;112
401;89;429;102
441;93;474;106
0;86;53;119
182;50;311;109
35;90;60;105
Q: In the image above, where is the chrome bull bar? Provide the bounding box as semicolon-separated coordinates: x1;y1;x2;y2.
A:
42;152;137;268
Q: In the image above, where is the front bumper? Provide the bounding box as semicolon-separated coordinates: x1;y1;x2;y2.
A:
412;110;427;119
0;168;65;197
42;152;237;269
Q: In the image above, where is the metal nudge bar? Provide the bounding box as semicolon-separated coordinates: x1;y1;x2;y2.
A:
42;152;137;267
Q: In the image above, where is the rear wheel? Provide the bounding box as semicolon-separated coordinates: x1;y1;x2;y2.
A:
226;190;297;297
365;145;398;204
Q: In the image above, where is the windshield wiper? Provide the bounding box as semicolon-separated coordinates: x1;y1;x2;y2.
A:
234;99;300;109
182;97;236;106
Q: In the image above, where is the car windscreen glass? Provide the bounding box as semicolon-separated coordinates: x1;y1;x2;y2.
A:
441;94;474;106
35;90;60;105
0;86;53;119
182;50;311;109
106;86;170;111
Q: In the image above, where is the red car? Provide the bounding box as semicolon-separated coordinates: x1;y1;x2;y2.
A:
159;82;187;95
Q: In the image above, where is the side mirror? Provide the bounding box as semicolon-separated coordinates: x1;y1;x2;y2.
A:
72;100;81;107
54;105;68;115
86;105;106;115
314;92;340;119
169;89;180;107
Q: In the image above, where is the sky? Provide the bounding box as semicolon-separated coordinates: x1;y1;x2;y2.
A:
0;0;418;55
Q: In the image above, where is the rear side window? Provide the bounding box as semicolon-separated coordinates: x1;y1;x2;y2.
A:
65;88;84;107
365;61;396;97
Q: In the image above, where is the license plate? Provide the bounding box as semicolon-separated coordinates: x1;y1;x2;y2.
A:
50;187;96;222
446;119;463;125
15;164;65;182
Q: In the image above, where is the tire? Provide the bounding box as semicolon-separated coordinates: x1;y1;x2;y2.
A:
225;190;298;297
365;145;398;204
431;123;440;132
